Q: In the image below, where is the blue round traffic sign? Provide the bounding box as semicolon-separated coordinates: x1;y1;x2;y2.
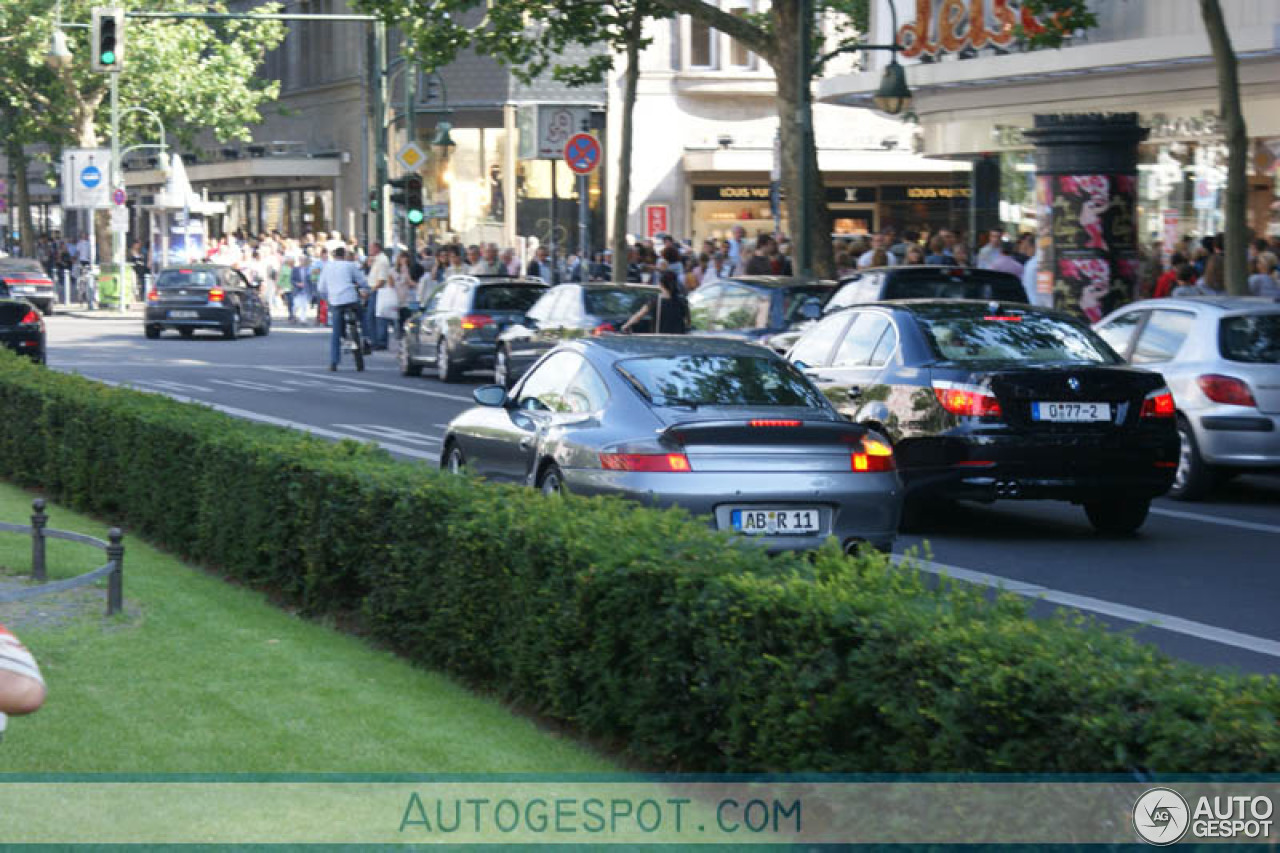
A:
80;165;102;188
563;133;601;176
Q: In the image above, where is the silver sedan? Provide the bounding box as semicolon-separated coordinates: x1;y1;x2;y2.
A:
441;335;902;552
1095;296;1280;499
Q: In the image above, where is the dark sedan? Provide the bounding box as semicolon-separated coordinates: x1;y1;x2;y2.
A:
687;276;835;354
144;265;271;340
0;284;46;363
825;265;1028;315
787;300;1179;534
441;336;901;553
0;259;57;315
493;282;657;388
401;275;548;382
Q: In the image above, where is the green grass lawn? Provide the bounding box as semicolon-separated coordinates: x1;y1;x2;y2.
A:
0;482;613;773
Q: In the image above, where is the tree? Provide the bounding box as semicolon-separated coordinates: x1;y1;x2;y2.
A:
358;0;662;283
0;0;285;250
1198;0;1248;295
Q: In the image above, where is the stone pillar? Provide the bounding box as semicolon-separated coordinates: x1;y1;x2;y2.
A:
1023;113;1148;322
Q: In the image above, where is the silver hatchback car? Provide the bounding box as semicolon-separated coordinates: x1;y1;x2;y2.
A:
441;336;902;553
1095;297;1280;499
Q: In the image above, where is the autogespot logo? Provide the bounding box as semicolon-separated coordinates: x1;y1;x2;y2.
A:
1134;788;1190;846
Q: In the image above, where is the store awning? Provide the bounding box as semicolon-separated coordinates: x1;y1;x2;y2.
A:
682;147;969;175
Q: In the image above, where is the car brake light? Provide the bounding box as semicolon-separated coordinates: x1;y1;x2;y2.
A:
19;309;42;326
599;452;692;472
933;384;1003;417
208;288;225;302
983;315;1023;322
179;269;193;274
749;419;803;427
461;313;494;331
852;437;895;472
592;323;616;336
1196;374;1256;408
1139;388;1177;418
147;290;160;302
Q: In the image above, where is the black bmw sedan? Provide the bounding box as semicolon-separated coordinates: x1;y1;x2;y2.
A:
787;300;1179;534
0;284;46;363
144;265;271;340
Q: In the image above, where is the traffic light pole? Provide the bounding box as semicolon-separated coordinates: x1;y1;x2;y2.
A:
110;69;126;313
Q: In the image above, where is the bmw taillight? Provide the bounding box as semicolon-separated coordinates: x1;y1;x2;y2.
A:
599;452;692;472
461;313;494;331
933;383;1003;418
208;288;225;303
592;323;616;336
1196;374;1256;408
147;290;160;302
19;309;41;326
1140;388;1177;419
852;437;895;472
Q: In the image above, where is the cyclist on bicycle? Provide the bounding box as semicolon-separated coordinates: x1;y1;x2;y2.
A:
316;246;367;371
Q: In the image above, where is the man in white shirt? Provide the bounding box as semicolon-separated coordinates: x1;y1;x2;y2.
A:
317;247;367;370
857;232;897;268
365;243;393;349
977;229;1004;269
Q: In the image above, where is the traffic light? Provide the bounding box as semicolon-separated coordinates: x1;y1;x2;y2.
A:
368;189;380;213
91;8;124;73
405;176;424;225
387;176;410;209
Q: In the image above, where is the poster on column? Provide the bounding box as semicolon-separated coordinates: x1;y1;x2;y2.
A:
1048;174;1135;323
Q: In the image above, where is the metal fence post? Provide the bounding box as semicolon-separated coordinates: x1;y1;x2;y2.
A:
30;498;48;583
106;527;124;616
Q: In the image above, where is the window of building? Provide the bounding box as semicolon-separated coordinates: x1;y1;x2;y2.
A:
725;1;754;69
687;15;716;69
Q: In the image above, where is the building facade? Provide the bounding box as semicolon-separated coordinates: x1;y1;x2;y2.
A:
608;2;971;245
818;0;1280;243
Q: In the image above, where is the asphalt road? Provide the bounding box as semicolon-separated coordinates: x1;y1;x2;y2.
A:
46;312;1280;675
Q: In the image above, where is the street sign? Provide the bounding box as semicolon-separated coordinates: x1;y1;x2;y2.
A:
563;133;601;176
422;203;449;220
517;105;592;160
61;149;112;209
644;204;669;240
109;206;129;233
112;187;127;206
396;142;427;172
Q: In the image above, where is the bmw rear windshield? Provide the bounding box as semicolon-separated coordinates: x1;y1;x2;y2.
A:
473;285;546;311
912;305;1119;365
616;354;827;408
1220;313;1280;363
883;269;1028;302
156;269;219;288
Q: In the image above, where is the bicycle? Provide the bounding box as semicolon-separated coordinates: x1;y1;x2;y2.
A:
76;263;98;310
338;291;370;371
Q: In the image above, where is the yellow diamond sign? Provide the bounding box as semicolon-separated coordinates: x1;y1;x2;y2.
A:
396;142;426;171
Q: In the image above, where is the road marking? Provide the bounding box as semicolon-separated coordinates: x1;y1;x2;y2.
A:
257;365;474;402
92;379;440;462
281;379;374;393
899;555;1280;660
135;379;213;394
211;378;295;393
332;424;442;446
1151;507;1280;536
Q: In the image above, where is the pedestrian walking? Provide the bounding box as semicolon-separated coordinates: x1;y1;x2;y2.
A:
621;271;689;335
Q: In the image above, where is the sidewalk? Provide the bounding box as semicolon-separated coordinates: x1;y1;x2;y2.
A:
57;303;146;320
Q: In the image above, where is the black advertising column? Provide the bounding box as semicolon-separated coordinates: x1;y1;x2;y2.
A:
969;154;1001;242
1023;114;1148;322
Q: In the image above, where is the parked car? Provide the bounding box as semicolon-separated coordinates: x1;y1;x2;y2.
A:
441;335;901;553
687;276;835;353
786;300;1179;534
143;265;271;340
493;283;658;388
401;275;548;382
1094;296;1280;500
0;284;46;364
0;259;57;315
825;265;1028;315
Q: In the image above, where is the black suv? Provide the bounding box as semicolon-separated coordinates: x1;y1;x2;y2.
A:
825;265;1028;315
401;275;548;382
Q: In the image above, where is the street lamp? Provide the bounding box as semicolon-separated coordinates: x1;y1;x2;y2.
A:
46;28;73;69
431;121;455;150
873;59;912;116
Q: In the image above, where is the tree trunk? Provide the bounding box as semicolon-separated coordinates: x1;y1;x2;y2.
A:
1199;0;1248;295
769;1;834;278
612;6;644;284
10;144;36;258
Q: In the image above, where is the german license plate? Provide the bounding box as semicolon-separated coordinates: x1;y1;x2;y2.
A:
1032;401;1110;422
730;508;820;536
168;310;198;319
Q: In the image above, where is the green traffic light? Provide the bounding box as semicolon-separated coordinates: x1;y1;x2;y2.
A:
101;50;116;65
407;210;424;225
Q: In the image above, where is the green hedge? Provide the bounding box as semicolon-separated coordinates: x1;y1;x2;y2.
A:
1;351;1277;771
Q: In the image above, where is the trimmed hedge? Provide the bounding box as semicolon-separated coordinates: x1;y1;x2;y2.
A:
2;350;1277;771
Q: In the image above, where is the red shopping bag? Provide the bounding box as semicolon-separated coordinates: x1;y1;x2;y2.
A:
317;299;328;325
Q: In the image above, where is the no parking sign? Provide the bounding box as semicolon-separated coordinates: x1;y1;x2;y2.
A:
563;133;601;176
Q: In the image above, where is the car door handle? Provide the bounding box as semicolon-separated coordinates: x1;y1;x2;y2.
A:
519;438;533;450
